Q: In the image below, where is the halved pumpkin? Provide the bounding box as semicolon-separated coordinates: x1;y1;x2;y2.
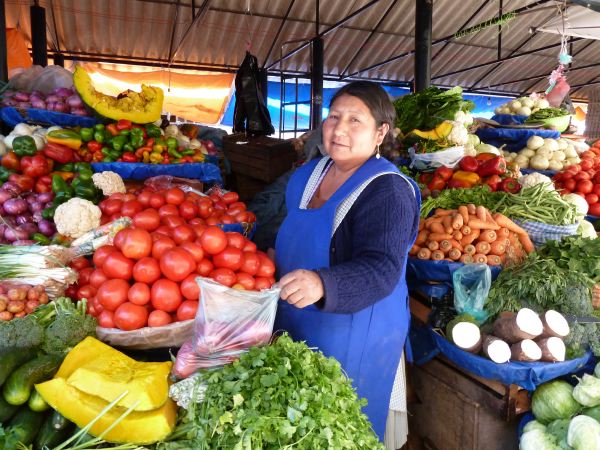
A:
73;66;164;124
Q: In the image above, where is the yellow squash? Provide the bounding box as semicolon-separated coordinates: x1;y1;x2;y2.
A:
411;121;453;140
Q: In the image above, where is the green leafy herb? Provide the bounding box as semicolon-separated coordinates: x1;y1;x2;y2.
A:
537;236;600;283
526;108;569;121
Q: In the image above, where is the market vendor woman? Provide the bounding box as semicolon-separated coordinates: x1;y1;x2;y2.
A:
274;81;420;440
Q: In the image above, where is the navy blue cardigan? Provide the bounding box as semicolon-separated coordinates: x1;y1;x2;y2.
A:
315;174;419;314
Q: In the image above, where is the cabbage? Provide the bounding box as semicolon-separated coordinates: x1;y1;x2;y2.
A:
475;143;500;155
563;193;589;220
573;374;600;407
467;134;480;146
532;380;581;424
524;420;547;433
594;363;600;379
520;429;561;450
546;419;570;449
578;221;597;239
583;405;600;423
567;415;600;450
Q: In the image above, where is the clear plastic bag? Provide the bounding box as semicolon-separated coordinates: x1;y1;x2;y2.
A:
143;175;204;195
452;263;491;323
409;145;465;170
9;65;74;94
172;277;280;378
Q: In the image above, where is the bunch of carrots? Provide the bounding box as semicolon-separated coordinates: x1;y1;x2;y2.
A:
409;204;535;265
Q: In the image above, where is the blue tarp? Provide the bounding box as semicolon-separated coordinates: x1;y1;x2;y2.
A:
410;322;593;391
475;128;561;152
491;114;528;125
520;168;558;177
91;162;222;184
0;107;99;128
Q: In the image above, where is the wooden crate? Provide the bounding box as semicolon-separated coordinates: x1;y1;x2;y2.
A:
407;358;520;450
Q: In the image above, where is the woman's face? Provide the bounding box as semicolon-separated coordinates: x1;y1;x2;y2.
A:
322;94;389;166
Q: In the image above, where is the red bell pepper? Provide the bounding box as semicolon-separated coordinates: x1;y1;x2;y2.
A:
500;177;521;193
483;174;502;192
121;152;138;163
8;173;34;191
116;119;132;131
42;142;75;164
418;172;434;185
447;179;472;189
21;154;51;178
434;166;454;181
477;156;507;177
459;156;479;173
34;175;52;193
427;176;447;191
87;140;103;153
1;151;20;171
106;123;119;136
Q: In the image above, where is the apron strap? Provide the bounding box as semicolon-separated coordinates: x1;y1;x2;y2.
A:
332;172;416;237
299;156;331;209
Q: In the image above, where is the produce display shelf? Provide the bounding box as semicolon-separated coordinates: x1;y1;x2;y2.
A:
0;106;99;128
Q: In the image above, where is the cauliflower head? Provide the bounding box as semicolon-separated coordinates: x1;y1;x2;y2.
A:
454;111;474;126
518;173;555;190
54;197;102;238
92;171;126;196
447;121;469;146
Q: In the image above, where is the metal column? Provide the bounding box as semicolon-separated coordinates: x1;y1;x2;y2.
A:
0;0;8;82
31;4;48;67
310;37;324;129
414;0;433;91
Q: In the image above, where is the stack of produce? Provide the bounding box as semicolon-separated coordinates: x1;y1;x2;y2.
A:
0;87;89;116
411;205;534;265
504;136;582;171
521;367;600;450
494;95;549;117
0;282;49;321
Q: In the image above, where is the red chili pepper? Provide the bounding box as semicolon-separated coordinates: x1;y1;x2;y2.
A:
87;140;103;153
106;123;119;136
477;156;507;177
483;174;502;192
458;156;479;173
500;177;521;194
116;119;132;131
42;142;75;164
434;166;454;181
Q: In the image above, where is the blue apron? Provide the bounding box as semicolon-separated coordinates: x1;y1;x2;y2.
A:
274;156;420;441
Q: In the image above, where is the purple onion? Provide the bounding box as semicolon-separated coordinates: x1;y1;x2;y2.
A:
52;87;73;98
3;198;28;215
30;90;44;98
18;223;38;235
38;219;56;237
4;227;28;242
53;102;68;113
1;98;17;107
2;182;22;196
0;205;4;216
13;92;30;102
44;202;54;209
16;214;32;225
66;95;83;108
12;240;36;246
70;107;89;116
32;211;43;223
3;91;15;98
45;94;60;103
31;100;46;110
37;192;54;203
29;202;44;213
17;102;31;109
46;102;55;111
0;189;13;203
2;216;16;228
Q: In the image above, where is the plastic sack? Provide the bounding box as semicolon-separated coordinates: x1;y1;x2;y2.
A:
547;76;570;108
144;175;205;195
452;263;491;323
172;277;279;378
409;145;465;170
96;319;194;350
514;219;579;248
8;65;74;94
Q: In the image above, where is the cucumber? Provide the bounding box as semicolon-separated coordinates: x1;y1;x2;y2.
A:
28;389;49;412
0;348;36;387
50;409;70;431
35;412;74;450
3;354;63;406
7;407;45;446
0;394;19;423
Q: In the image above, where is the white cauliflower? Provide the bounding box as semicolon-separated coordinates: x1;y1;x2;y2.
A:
518;173;555;191
446;121;469;146
454;111;474;126
92;171;126;196
463;143;477;157
54;198;102;238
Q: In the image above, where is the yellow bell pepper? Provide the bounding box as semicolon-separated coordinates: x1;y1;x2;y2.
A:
46;129;82;150
450;170;481;188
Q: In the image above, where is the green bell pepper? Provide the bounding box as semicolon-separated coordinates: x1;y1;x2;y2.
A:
181;148;195;156
0;166;14;182
130;128;144;148
123;143;134;153
145;124;162;138
52;189;73;207
31;233;51;245
168;147;183;159
71;177;100;202
80;127;94;142
166;137;178;151
94;130;106;144
102;147;121;161
12;135;38;156
119;129;131;137
54;162;74;172
42;206;56;220
51;174;70;194
111;135;128;152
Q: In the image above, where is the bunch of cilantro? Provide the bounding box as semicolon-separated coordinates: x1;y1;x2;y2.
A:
157;334;385;450
536;236;600;283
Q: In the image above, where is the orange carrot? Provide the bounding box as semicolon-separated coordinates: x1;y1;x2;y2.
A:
415;230;429;246
429;222;446;234
492;213;527;235
485;209;499;227
458;205;469;224
452;213;464;230
448;248;462;261
518;232;535;254
428;233;454;241
467;204;476;215
497;227;510;238
464;244;476;255
489;240;506;255
460;254;474;264
418;220;425;231
442;215;454;234
460;225;472;236
427;240;440;251
435;208;455;217
460;229;480;246
475;241;491;255
487;255;502;266
479;230;498;243
507;232;524;261
417;248;432;260
431;250;445;261
452;230;463;241
476;205;487;222
439;240;453;253
409;244;421;256
468;218;500;230
473;253;488;264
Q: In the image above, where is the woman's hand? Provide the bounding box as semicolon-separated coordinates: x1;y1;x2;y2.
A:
279;269;324;308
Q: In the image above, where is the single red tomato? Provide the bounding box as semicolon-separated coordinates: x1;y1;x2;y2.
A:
101;199;123;216
109;193;125;201
159;203;180;218
228;201;246;212
225;232;245;250
188;217;205;226
205;215;221;226
197;199;214;219
148;309;172;327
65;284;78;299
593;184;600;196
180;274;200;300
196;258;214;276
236;272;255;290
121;200;144;218
176;300;199;321
586;193;599;205
128;282;151;305
191;224;206;240
242;240;257;252
227;205;246;218
200;226;227;255
213;247;243;271
234;211;249;223
209;268;237;287
213;201;227;212
575;172;591;182
152;236;177;260
70;256;91;271
179;201;198;220
589;202;600;216
133;209;161;231
581;159;594;171
102;251;134;280
133;257;162;284
97;279;130;311
577;179;594;194
154;225;173;237
240;251;260;275
77;267;94;286
114;302;148;331
245;211;256;223
137;190;153;207
160;248;196;282
256;253;276;278
165;187;185;205
121;228;153;260
151;279;182;312
113;229;129;251
220;215;235;225
222;191;240;205
122;193;137;202
171;225;195;244
89;269;109;289
162;214;185;228
93;245;117;267
254;277;272;290
149;193;166;209
179;241;205;262
97;310;115;328
564;179;576;192
76;284;97;301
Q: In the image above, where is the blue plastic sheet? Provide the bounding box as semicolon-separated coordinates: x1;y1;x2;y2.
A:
491;114;528;125
520;168;558;177
91;162;222;184
407;258;502;285
475;128;560;152
410;322;593;390
0;107;99;128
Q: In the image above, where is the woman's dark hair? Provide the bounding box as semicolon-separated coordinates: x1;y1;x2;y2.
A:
329;81;396;143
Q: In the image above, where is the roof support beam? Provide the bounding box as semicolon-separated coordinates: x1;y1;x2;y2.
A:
339;0;398;77
166;2;180;63
344;0;551;79
262;0;295;68
168;0;211;66
414;0;433;91
265;0;384;70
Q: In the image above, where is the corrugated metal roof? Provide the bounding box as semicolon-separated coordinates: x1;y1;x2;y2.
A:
5;0;600;100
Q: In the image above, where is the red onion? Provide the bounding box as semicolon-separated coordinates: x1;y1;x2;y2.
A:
0;190;13;203
1;98;17;107
38;219;56;237
53;102;69;113
52;87;73;98
4;198;28;215
45;94;60;103
4;227;28;242
19;223;38;235
3;91;15;98
0;205;4;216
16;214;32;225
66;95;83;108
30;90;44;98
2;182;22;196
32;211;43;222
13;92;30;102
44;202;54;209
31;100;46;110
29;202;44;213
13;240;36;246
17;102;31;109
37;192;54;203
2;216;16;228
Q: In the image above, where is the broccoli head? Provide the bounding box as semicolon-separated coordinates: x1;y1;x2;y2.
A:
0;314;44;351
41;312;98;355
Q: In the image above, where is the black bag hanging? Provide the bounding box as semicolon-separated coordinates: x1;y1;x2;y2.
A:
233;51;275;136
